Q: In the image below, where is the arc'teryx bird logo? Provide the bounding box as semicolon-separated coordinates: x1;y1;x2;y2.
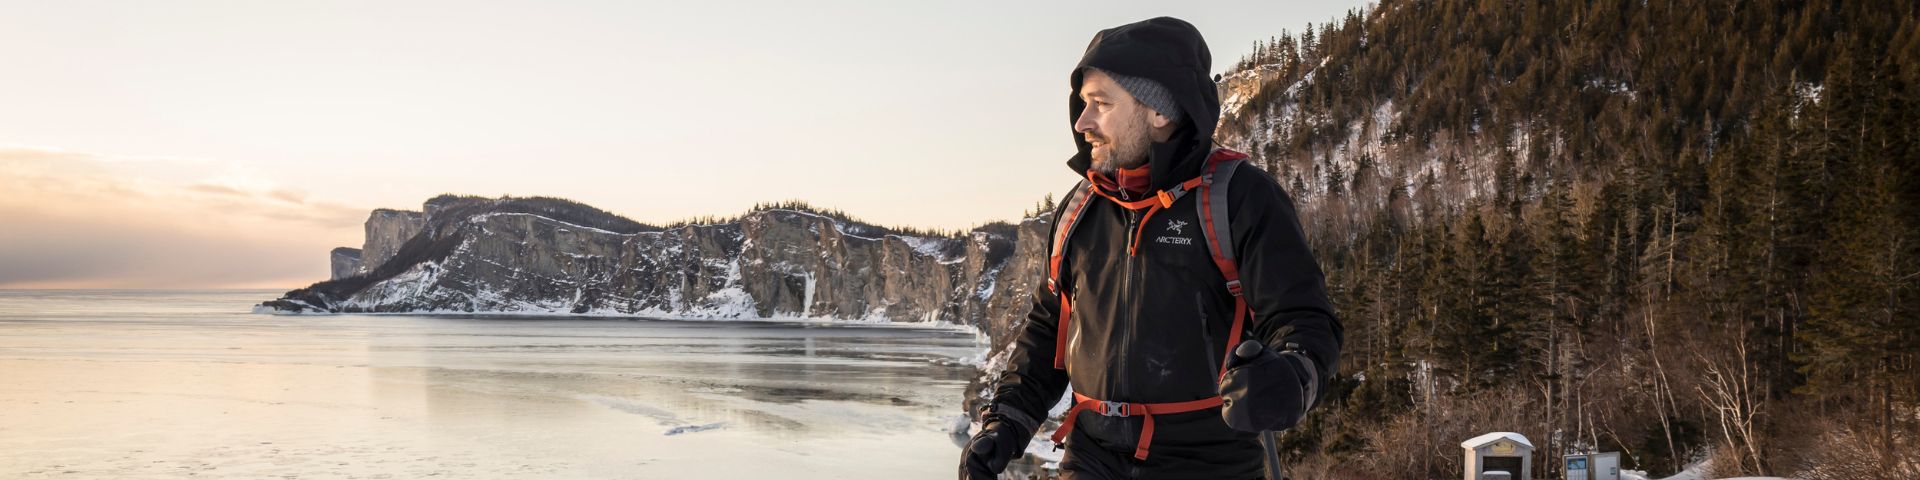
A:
1156;219;1193;245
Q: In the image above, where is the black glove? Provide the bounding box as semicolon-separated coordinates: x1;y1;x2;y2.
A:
958;420;1033;480
1218;339;1317;432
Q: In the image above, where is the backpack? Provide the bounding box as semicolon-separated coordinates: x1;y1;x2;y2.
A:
1042;147;1253;460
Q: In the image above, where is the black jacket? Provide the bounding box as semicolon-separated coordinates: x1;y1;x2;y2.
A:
986;17;1343;479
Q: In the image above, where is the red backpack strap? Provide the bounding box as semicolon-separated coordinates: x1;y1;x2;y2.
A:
1195;148;1251;381
1048;179;1096;370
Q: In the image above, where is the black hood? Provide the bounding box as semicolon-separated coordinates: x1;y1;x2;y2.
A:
1067;16;1221;191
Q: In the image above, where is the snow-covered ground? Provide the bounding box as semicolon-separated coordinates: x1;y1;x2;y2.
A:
1621;457;1797;480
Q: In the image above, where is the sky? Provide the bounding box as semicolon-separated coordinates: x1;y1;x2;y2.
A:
0;0;1371;289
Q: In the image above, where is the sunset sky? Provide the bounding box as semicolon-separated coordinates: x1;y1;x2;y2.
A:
0;0;1369;289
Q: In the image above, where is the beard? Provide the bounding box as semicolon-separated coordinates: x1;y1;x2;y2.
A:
1088;111;1153;175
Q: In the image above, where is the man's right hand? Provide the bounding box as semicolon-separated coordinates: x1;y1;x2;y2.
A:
1218;339;1314;433
958;420;1032;480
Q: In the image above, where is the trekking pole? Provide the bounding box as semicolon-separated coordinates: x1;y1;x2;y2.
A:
1259;431;1287;480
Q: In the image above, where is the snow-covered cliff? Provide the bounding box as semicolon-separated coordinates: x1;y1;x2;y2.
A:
261;195;1049;333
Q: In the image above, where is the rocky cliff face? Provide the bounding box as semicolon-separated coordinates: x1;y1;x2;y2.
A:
263;195;1052;336
329;247;361;280
358;209;425;276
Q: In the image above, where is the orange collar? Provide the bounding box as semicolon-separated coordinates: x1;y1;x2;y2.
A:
1087;164;1151;198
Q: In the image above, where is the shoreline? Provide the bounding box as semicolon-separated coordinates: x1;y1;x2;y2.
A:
249;304;988;335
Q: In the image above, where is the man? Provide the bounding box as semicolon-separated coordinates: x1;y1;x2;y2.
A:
960;17;1343;480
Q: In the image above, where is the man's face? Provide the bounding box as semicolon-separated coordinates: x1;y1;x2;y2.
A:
1075;69;1157;175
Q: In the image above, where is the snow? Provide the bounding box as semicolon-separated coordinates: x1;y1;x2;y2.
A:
631;255;760;320
973;265;1001;300
1584;77;1635;98
897;235;946;255
470;211;624;236
1798;82;1824;104
345;260;444;309
800;271;817;318
1022;394;1075;468
1461;431;1533;449
1617;457;1766;480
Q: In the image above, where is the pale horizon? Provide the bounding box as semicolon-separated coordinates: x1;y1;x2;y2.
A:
0;0;1370;289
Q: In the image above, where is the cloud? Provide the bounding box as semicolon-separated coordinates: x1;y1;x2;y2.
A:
267;188;308;204
0;145;369;288
187;183;249;196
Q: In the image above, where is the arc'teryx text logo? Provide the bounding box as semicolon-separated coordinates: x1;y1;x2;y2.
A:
1156;219;1193;245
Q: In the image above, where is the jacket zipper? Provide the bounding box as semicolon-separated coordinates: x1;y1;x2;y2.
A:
1119;206;1142;470
1120;207;1140;391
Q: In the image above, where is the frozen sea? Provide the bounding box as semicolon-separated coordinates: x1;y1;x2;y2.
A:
0;289;984;479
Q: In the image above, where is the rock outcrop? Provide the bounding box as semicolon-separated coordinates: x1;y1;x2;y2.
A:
329;247;362;280
261;195;1052;335
358;209;425;275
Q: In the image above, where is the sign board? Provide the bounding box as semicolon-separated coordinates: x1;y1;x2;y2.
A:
1564;452;1620;480
1491;441;1516;455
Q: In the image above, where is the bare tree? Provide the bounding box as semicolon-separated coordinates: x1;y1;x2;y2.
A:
1692;322;1766;476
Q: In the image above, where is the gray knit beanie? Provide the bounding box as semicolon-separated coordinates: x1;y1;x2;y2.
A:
1087;67;1184;125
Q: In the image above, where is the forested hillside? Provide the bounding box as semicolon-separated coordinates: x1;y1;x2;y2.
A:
1212;1;1918;477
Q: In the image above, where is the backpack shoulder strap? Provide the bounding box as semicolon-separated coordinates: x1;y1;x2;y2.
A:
1048;178;1095;370
1195;148;1252;380
1195;148;1250;292
1047;178;1095;292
